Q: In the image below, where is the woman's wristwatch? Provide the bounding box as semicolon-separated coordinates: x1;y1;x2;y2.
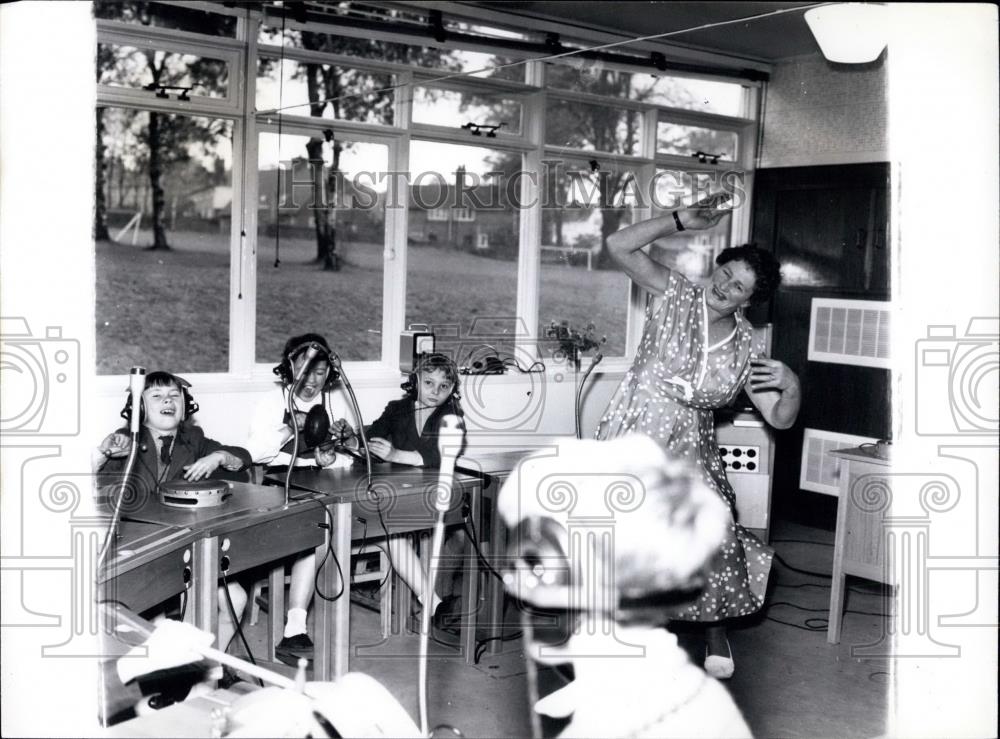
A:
672;210;686;232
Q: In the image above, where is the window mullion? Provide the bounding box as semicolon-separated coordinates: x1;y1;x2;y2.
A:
516;60;544;361
383;69;414;370
230;8;258;375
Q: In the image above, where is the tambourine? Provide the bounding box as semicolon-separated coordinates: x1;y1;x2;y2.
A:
159;479;232;508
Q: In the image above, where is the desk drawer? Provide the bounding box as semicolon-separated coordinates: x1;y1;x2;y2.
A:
102;550;191;615
220;508;326;575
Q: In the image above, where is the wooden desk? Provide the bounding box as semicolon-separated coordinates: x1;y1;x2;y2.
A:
110;483;330;675
99;521;197;615
828;447;894;644
279;463;484;666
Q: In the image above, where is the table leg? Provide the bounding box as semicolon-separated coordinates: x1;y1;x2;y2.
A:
485;483;507;655
313;500;351;680
187;536;219;638
461;484;481;663
267;564;285;660
828;491;849;644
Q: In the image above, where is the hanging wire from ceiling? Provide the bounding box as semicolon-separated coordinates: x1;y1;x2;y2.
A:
255;2;829;118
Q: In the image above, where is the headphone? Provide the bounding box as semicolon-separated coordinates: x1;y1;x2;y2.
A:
401;352;462;404
272;333;340;390
119;371;199;425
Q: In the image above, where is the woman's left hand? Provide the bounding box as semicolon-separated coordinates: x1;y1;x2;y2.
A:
748;357;797;392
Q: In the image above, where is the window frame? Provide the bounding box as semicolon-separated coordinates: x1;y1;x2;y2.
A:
95;5;762;390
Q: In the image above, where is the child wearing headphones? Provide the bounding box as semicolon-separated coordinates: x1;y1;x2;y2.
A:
363;352;468;640
245;333;355;662
366;352;465;465
94;371;252;656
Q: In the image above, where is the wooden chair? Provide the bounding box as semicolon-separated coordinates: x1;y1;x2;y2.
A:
248;544;394;641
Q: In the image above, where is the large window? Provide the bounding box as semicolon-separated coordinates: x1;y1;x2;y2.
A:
539;159;635;357
94;4;758;377
257;132;388;363
95;105;234;374
406;140;521;355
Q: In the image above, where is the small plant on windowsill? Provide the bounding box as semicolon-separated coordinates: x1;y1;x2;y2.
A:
546;320;606;372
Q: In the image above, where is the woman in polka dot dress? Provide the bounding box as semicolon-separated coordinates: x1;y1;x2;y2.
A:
596;194;802;679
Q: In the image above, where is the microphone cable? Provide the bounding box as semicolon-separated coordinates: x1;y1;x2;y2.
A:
575;352;604;440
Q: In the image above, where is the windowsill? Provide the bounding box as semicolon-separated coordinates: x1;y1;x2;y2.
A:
94;356;632;397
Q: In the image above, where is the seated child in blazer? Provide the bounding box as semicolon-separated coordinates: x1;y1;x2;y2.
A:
95;371;252;655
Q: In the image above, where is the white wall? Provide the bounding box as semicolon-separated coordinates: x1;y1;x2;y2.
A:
759;52;888;167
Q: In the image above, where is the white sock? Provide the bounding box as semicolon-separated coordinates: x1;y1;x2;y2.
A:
284;607;307;638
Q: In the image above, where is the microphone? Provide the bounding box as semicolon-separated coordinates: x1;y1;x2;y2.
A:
434;415;465;513
128;366;146;435
291;342;324;385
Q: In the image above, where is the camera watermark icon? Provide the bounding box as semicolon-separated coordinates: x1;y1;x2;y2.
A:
846;452;999;659
0;463;122;657
915;317;999;436
434;316;554;434
0;316;81;436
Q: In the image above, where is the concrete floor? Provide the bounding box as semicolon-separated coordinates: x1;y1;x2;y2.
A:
235;518;889;738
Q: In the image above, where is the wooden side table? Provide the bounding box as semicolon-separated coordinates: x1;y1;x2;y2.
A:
827;446;894;644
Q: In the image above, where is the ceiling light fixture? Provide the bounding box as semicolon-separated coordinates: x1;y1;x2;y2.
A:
804;3;888;64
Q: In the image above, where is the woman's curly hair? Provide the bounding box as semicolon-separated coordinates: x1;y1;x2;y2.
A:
715;244;782;305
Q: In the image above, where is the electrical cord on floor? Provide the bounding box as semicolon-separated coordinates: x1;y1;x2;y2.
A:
773;552;833;579
771;538;835;547
179;590;188;621
219;569;264;687
474;629;523;664
768;601;888;618
775;581;891;595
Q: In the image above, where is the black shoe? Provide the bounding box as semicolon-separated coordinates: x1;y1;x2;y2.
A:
218;667;243;690
431;597;462;646
433;595;462;628
275;633;313;664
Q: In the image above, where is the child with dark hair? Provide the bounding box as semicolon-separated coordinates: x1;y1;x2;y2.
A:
95;371;252;654
245;333;355;662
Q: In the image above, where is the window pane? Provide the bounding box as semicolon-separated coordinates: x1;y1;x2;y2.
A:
546;98;642;155
257;133;388;363
97;44;230;99
413;87;521;134
648;169;735;281
657;122;737;160
407;141;520;357
256;58;394;124
539;161;634;358
548;63;747;117
95;107;233;374
644;76;746;116
259;24;524;82
94;1;237;36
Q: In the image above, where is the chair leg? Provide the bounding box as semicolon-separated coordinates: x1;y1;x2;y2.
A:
249;580;264;626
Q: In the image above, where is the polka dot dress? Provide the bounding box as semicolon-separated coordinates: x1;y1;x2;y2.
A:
595;271;774;622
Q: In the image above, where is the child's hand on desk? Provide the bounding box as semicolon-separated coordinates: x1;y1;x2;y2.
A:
183;451;239;481
99;432;132;459
314;446;338;468
367;437;396;462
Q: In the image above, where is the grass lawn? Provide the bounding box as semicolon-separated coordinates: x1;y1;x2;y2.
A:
96;229;628;374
